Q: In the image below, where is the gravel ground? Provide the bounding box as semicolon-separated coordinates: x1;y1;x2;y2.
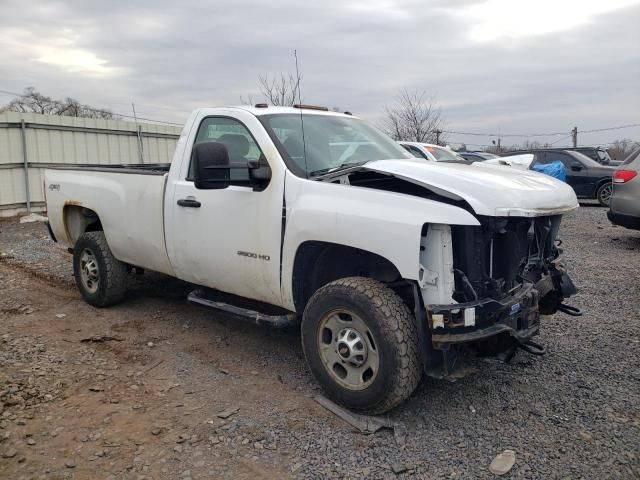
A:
0;204;638;479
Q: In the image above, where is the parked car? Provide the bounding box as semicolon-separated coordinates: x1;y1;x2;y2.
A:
502;149;615;206
608;148;640;230
564;146;621;167
44;105;579;413
398;142;469;163
457;151;499;162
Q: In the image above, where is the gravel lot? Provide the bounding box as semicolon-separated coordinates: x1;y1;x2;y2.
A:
0;204;638;479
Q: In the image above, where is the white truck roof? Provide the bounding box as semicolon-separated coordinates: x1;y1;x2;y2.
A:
224;105;357;118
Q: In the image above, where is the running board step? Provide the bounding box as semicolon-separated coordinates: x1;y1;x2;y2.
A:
187;289;300;329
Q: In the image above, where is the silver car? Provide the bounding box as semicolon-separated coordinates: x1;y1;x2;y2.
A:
608;148;640;230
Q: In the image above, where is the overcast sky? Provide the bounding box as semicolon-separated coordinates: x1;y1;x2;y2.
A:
1;0;639;148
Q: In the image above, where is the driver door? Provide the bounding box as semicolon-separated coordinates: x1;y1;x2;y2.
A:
165;114;284;306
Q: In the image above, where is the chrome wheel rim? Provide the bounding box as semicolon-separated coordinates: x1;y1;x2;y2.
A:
80;248;99;294
600;184;612;205
317;309;379;391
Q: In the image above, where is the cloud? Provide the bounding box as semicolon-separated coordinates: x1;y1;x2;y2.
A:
36;43;115;76
0;0;638;148
460;0;640;42
0;27;120;76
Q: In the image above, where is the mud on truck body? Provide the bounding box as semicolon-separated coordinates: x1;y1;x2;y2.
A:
44;106;580;413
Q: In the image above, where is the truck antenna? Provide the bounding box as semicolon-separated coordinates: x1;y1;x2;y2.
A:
294;49;309;177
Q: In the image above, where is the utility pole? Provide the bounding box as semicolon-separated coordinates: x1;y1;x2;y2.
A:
571;126;578;148
435;129;442;145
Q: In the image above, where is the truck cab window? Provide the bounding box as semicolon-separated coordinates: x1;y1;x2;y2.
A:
404;145;427;159
188;117;264;182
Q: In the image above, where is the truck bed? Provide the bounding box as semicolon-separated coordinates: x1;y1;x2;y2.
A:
45;167;175;277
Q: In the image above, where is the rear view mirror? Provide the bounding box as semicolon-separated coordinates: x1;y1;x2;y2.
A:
570;162;582;172
248;159;272;183
193;142;230;190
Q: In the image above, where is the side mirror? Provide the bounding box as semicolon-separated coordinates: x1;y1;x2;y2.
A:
248;158;272;187
193;142;230;190
570;162;582;172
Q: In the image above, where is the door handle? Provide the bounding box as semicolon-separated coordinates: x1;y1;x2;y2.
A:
177;198;201;208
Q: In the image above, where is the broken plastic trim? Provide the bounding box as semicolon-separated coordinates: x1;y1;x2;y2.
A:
518;340;546;356
429;283;540;346
556;303;583;317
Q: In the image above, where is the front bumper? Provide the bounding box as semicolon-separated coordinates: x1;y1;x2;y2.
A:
428;283;540;347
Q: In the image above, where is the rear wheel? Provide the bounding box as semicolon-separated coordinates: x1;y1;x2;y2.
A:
73;231;127;307
597;182;612;207
301;277;421;414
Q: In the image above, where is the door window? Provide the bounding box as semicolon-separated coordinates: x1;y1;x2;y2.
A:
531;152;549;165
547;152;579;169
188;117;264;183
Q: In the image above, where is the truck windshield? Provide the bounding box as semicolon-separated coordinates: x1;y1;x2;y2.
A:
259;114;412;177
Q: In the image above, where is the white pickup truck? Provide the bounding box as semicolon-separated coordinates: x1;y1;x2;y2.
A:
44;105;580;413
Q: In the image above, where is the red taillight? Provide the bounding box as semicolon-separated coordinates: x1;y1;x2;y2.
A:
613;170;637;183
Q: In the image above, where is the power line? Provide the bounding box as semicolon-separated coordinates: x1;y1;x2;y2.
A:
551;134;572;146
452;137;638;149
2;86;640;134
580;123;640;134
443;129;566;137
0;88;23;96
443;123;640;138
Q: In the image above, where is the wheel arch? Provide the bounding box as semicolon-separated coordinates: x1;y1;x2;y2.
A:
595;177;613;203
291;240;409;313
63;205;103;246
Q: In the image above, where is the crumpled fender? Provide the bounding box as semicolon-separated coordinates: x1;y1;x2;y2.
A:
280;175;479;310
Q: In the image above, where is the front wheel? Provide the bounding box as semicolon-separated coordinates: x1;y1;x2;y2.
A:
597;181;612;207
301;277;421;414
73;231;127;307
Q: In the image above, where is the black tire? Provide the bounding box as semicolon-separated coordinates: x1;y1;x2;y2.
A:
73;231;127;307
301;277;421;414
596;181;612;207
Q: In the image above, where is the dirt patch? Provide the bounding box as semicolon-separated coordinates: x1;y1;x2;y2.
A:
0;207;639;479
0;264;307;479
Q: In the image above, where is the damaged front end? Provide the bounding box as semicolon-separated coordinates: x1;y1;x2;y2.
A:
419;215;579;377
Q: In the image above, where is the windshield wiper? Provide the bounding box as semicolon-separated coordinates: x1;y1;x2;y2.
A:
309;161;369;179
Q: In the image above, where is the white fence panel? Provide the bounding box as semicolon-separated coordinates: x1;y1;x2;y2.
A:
0;112;182;217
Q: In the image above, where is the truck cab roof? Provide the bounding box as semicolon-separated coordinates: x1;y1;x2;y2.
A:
220;105;356;118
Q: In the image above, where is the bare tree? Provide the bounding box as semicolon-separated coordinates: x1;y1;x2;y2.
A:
241;72;302;106
381;89;444;144
609;138;638;160
0;87;117;119
0;87;58;115
59;97;115;119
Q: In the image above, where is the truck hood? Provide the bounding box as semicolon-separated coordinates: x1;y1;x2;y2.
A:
362;158;579;217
